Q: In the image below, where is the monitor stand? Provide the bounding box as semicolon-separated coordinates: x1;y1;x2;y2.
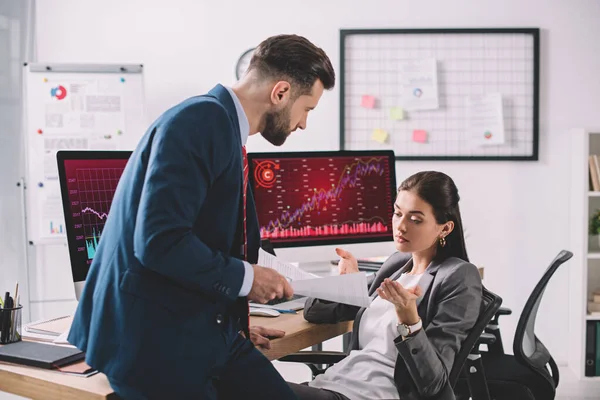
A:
260;239;276;256
74;281;85;302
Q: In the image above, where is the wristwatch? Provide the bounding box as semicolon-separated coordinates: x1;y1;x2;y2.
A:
396;318;422;337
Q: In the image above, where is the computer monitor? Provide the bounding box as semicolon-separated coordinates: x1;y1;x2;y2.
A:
57;150;132;300
248;150;397;249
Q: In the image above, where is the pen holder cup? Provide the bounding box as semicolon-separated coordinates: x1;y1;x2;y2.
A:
0;304;22;344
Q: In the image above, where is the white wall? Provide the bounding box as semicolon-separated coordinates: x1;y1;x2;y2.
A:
0;0;30;320
28;0;600;367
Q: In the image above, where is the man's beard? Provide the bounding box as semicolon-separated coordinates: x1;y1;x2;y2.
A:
260;105;292;146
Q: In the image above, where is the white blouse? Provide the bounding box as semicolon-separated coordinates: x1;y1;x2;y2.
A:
309;272;424;400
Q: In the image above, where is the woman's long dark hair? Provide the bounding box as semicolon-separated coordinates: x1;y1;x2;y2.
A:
398;171;469;262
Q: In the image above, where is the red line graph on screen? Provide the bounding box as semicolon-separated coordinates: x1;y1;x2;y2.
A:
75;167;125;259
259;157;391;239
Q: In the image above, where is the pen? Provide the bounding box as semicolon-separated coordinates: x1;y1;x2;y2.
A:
10;283;19;340
14;282;18;307
1;292;11;343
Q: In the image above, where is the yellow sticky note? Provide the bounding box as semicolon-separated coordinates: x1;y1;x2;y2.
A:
390;107;404;120
371;129;389;144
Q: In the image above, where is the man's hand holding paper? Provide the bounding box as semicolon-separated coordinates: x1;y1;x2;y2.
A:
248;265;294;304
257;249;372;308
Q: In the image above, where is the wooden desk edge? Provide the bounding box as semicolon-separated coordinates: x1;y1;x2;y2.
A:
0;365;116;400
0;318;353;399
261;320;353;361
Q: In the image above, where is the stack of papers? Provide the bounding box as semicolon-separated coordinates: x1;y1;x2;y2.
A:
258;249;372;308
23;315;73;345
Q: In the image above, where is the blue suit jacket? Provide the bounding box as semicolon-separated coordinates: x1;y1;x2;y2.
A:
68;85;261;398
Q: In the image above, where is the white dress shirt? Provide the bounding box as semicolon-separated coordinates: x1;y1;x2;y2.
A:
224;86;254;297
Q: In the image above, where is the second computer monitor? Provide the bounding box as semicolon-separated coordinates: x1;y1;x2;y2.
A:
248;150;397;248
57;150;132;300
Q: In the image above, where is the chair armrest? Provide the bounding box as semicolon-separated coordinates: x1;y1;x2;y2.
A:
490;307;512;325
477;332;497;346
279;351;348;365
471;332;497;355
496;307;512;316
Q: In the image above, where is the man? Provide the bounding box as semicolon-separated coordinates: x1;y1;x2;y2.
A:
67;34;335;399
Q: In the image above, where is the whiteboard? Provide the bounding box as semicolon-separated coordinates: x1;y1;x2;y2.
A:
22;63;146;243
340;28;540;161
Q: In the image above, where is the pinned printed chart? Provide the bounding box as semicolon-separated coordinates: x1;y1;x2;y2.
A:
397;58;439;111
390;107;404;120
361;95;376;109
412;129;428;143
371;128;389;144
50;85;67;100
466;93;505;146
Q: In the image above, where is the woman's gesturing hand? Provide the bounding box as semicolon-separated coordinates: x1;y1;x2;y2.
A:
335;248;360;275
377;278;422;325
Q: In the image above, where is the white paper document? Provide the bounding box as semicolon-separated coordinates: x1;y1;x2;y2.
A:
257;248;319;281
43;80;125;136
292;273;372;308
43;137;89;180
466;93;505;146
257;249;372;308
397;58;439;111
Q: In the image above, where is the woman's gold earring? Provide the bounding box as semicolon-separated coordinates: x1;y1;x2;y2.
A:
439;236;446;247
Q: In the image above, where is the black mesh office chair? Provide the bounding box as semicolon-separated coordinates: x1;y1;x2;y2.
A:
280;286;502;398
456;250;573;400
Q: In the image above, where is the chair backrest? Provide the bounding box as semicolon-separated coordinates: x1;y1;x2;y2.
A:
513;249;573;387
449;286;503;386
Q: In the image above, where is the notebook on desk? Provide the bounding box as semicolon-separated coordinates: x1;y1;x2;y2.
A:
0;340;84;370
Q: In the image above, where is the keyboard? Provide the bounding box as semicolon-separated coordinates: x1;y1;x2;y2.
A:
329;259;383;271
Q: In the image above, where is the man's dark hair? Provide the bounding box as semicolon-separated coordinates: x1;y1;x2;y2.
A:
248;34;335;96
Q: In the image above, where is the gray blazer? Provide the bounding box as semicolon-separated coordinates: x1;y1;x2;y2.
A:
304;252;483;400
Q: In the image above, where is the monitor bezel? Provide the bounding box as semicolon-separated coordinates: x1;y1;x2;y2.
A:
247;150;397;249
56;150;132;295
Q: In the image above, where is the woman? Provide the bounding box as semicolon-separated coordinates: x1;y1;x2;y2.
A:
288;171;483;400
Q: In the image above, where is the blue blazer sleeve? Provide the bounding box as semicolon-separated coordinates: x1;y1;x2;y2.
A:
133;101;245;302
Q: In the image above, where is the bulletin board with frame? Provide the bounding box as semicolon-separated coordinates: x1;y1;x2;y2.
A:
339;28;540;161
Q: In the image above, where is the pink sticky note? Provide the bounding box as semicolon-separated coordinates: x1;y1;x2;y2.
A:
361;95;376;109
412;129;428;143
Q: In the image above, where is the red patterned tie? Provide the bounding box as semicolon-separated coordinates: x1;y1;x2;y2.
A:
241;146;249;261
241;146;250;334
